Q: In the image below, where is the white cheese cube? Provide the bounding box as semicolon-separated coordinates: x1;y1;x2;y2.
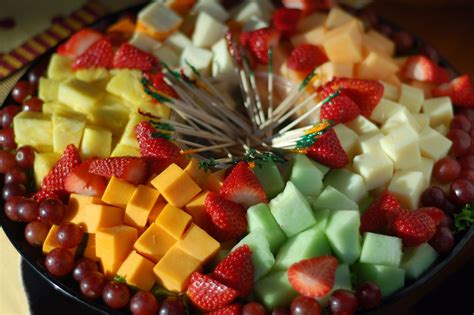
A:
388;171;425;209
193;0;229;22
407;157;434;187
152;44;180;68
413;113;430;130
353;151;394;190
358;132;384;154
129;32;159;53
434;124;449;136
380;124;421;171
370;98;403;124
381;107;421;134
422;97;454;128
334;124;359;159
138;3;182;39
181;45;213;76
380;80;400;101
164;31;192;54
398;84;424;113
192;11;228;48
242;16;269;32
324;169;368;203
211;38;234;77
232;0;273;23
346;115;379;135
418;127;452;161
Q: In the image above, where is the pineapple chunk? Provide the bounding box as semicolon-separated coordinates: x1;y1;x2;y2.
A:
38;77;60;102
81;125;113;159
111;144;141;157
134;101;171;120
58;79;104;115
119;113;150;149
75;68;109;82
47;54;74;80
52;110;87;153
106;70;149;107
13;112;53;152
87;94;131;137
34;152;61;188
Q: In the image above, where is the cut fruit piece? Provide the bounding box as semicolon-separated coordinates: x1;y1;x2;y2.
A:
323;20;363;64
181;45;213;76
57;79;104;115
407;157;434;187
87;94;130;137
232;232;275;281
192;11;227;48
323;169;368;204
254;271;297;310
311;186;358;211
269;181;316;238
313;209;332;231
353;151;394;191
357;132;384;154
357;51;399;81
80;125;112;159
380;81;400;101
47;54;74;80
38;78;60;102
325;210;361;264
325;7;363;30
388;171;425;209
316;264;352;307
274;225;332;270
345;115;379;136
13;112;53;152
34;152;61;188
400;243;438;279
353;263;405;297
360;232;402;267
289;154;324;198
52;110;87;154
247;203;286;254
253;160;285;199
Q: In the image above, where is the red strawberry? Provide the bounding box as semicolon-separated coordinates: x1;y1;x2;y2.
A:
220;161;268;208
272;8;302;37
401;55;449;84
391;211;437;247
187;272;238;311
204;192;247;242
306;128;348;168
247;27;281;64
419;207;445;226
57;28;103;59
64;160;107;197
319;86;360;124
326;78;384;117
113;43;158;71
282;0;334;14
144;72;178;99
432;75;474;108
212;244;254;297
33;190;60;202
287;44;328;76
88;157;148;185
288;256;338;298
360;191;402;233
206;304;242;315
240;31;250;47
41;144;81;193
72;38;113;70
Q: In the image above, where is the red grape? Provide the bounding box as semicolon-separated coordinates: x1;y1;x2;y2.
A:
73;258;99;281
1;105;20;128
102;281;131;309
447;129;471;157
291;295;321;315
442;200;460;215
15;145;36;169
272;308;291;315
393;31;414;54
355;281;382;310
449;179;474;205
11;80;34;103
38;198;65;225
45;247;74;276
433;157;461;183
25;220;50;247
56;222;84;248
450;115;471;133
2;183;26;200
459;169;474;182
0;150;17;173
461;109;474;123
419;44;440;64
328;290;358;315
429;227;454;255
459;155;474;171
4;196;22;221
4;168;27;185
80;271;105;299
376;23;393;37
420;186;446;208
130;291;160;315
438;214;454;230
243;302;266;315
0;128;17;150
28;61;48;87
159;297;185;315
22;96;43;112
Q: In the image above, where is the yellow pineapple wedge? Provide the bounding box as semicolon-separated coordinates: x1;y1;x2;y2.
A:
47;54;74;80
52;109;87;153
106;69;149;107
34;152;61;188
38;78;60;102
58;79;105;115
75;68;110;82
87;94;131;137
80;125;112;159
119;112;159;149
111;144;140;157
13;112;53;152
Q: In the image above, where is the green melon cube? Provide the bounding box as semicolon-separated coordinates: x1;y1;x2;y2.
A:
269;182;316;238
326;210;361;264
312;186;359;211
254;160;285;199
274;225;332;270
401;243;438;279
254;271;297;310
233;232;275;280
317;264;352;306
314;209;332;231
324;169;368;203
279;158;294;182
247;203;286;254
360;233;403;267
289;154;324;198
353;263;405;297
312;160;330;175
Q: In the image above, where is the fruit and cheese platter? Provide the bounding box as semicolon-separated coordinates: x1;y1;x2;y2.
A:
1;0;473;314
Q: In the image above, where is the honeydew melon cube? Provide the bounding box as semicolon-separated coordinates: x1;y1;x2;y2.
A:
247;203;286;254
323;21;363;63
311;159;330;176
211;38;234;78
58;79;104;115
333;124;359;159
289;154;324;198
381;107;422;134
254;160;285;199
291;26;327;47
407;157;434;187
181;45;213;76
380;81;400;101
47;54;73;80
360;233;402;267
388;171;425;209
370;98;403;124
13;112;52;152
317;264;352;306
418;127;452;161
80;125;112;159
152;44;180;68
274;225;332;270
353;151;394;191
313;209;332;231
357;51;399;81
34;152;60;188
346;115;379;136
358;132;384;154
398;84;424;113
326;210;361;264
269;182;316;238
312;186;358;211
380;124;421;171
254;271;297;310
193;0;229;22
87;95;130;137
106;70;148;107
52;110;87;153
164;32;192;54
233;232;275;280
353;263;405;297
324;169;368;203
401;243;438;279
38;78;60;102
325;7;363;31
422;97;453;128
414;113;430;130
192;11;227;48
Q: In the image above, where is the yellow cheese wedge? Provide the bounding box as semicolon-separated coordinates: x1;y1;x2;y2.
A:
148;202;167;224
101;176;136;208
155;204;192;239
124;185;160;230
175;224;220;263
184;191;210;229
64;193;103;224
78;204;124;233
84;233;98;261
134;223;177;262
117;250;156;291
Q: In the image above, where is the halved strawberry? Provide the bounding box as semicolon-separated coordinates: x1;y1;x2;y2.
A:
57;28;103;59
360;191;402;233
287;44;328;76
72;38;113;70
204;192;247;242
41;144;81;193
306;128;348;168
288;256;338;298
391;211;437;247
212;244;254;297
33;190;60;202
187;272;238;311
319;86;360;124
143;72;178;99
206;304;242;315
113;43;158;71
88;157;148;185
247;27;281;64
272;8;302;37
64;160;107;197
401;55;449;84
219;161;268;208
432;74;474;108
419;207;446;226
282;0;334;14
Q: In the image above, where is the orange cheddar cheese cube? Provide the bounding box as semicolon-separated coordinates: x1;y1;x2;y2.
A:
79;204;124;233
134;223;177;262
184;191;211;229
124;185;160;230
151;163;201;208
65;194;103;224
102;176;136;208
202;169;226;193
148;201;167;224
153;246;201;292
96;225;138;277
184;158;208;188
155;204;192;239
83;233;98;261
42;225;76;255
323;20;362;64
176;224;220;263
117;250;156;291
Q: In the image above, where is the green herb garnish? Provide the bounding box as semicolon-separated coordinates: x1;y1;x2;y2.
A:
454;202;474;233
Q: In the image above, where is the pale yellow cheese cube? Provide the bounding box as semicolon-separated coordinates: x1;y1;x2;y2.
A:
38;78;60;102
13;112;52;152
111;144;141;157
153;44;180;68
323;21;362;64
434;124;449;136
58;79;104;115
81;125;112;159
379;81;400;102
381;107;421;134
356;51;399;81
407;157;434;187
358;132;384;154
334;124;359;159
418;127;452;161
181;45;213;76
291;26;327;47
362;30;395;56
353;151;394;190
47;54;73;80
87;94;130;137
413;113;430;131
137;2;183;41
211;38;234;78
388;171;425;209
34;152;61;188
314;61;353;85
129;31;159;53
380;124;421;171
52;110;87;153
325;7;364;31
422;97;453;128
346;115;379;136
370;98;403;124
164;31;193;54
192;11;227;48
106;70;148;107
398;84;424;113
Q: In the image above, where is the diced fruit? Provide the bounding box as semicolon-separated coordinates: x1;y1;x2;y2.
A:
326;210;361;264
401;55;449;84
247;203;286;254
246;27;281;64
391;210;436;247
319;87;360;124
87;95;130;137
136;2;183;41
124;185;160;230
47;54;74;80
72;38;113;70
398;84;425;113
41;144;81;193
289;154;324;198
323;21;362;64
316;264;352;307
33;152;61;188
13;112;53;152
324;169;368;204
80;125;112;159
186;272;238;311
422;97;454;128
360;191;401;234
353;263;405;297
233;232;275;280
333;124;359;159
64;160;107;197
254;271;297;310
52;110;87;154
400;243;438;279
106;70;150;107
312;185;358;212
113;43;157;71
380;124;421;171
89;157;148;185
253;160;285;199
360;233;402;267
357;51;399;81
307;129;349;169
38;78;60;102
370;98;403;124
116;250;156;291
58;79;104;114
57;28;103;59
381;107;421;135
346;115;379;136
192;11;227;48
418;127;452;161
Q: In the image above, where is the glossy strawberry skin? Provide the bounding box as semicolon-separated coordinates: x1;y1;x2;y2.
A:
72;38;113;70
88;157;148;185
247;27;281;64
391;211;437;247
144;72;178;99
272;8;302;37
306;129;348;168
206;304;242;315
57;28;102;59
33;190;60;203
64;160;107;197
432;74;474;108
319;87;360;124
360;191;402;234
401;55;450;84
287;44;328;76
41;144;81;194
113;43;158;71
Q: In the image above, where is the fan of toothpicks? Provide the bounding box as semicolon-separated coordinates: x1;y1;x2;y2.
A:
141;32;343;170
